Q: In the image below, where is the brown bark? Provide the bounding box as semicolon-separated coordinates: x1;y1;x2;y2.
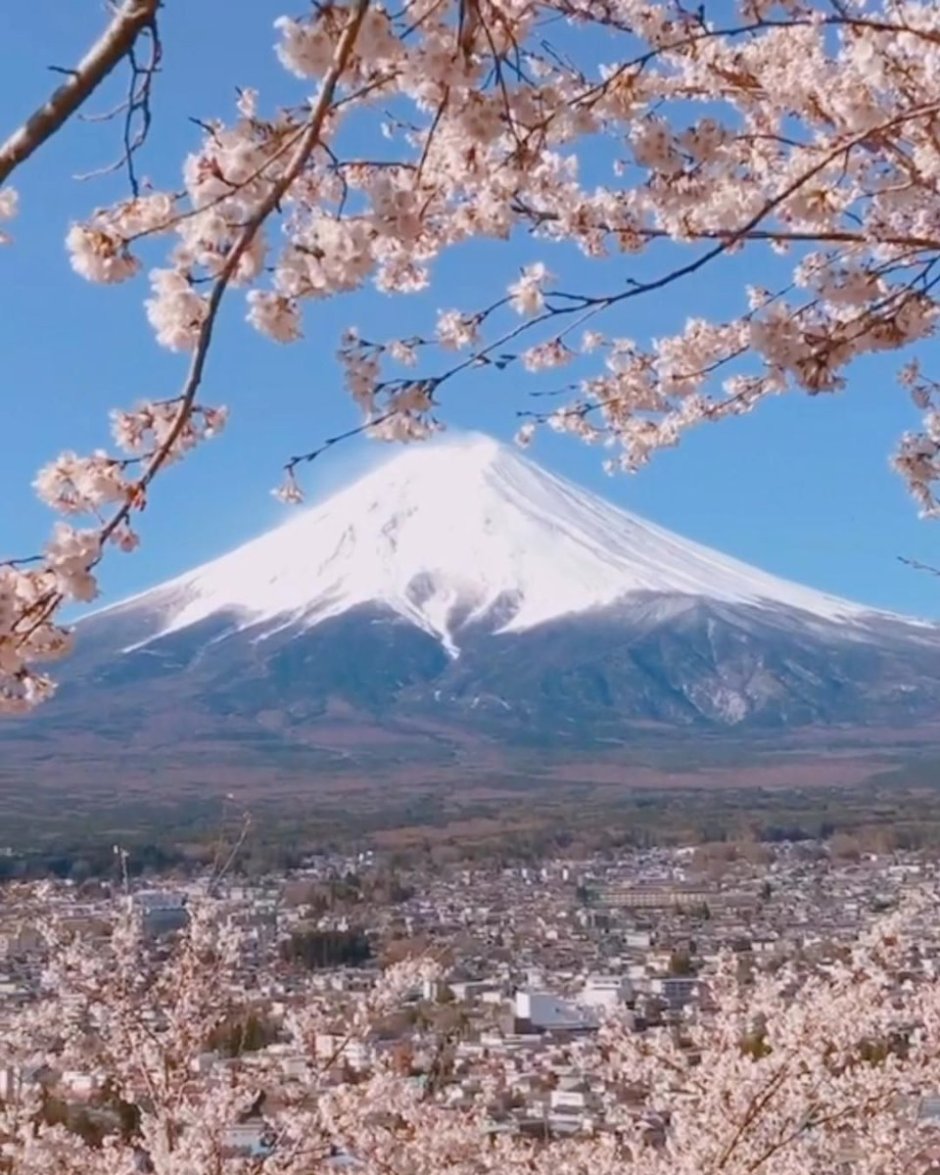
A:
0;0;159;185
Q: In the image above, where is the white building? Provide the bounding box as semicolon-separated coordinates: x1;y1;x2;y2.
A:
580;975;633;1013
514;991;598;1031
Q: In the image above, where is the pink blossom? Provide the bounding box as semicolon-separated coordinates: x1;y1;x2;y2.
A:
387;339;418;366
43;523;100;602
33;451;130;513
66;223;139;283
246;289;303;342
274;15;337;79
522;338;574;371
145;268;209;351
436;310;480;351
508;263;552;316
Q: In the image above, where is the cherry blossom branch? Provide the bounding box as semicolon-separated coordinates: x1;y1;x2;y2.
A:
715;1061;792;1169
515;199;940;254
111;0;370;521
10;0;940;711
284;414;398;479
6;0;372;682
107;2;371;542
122;121;310;244
0;0;160;186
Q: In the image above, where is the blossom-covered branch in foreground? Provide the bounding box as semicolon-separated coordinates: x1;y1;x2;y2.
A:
6;0;940;708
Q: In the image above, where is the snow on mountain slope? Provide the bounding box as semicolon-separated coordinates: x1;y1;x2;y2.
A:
101;432;921;658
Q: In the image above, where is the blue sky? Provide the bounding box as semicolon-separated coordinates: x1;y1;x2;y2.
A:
3;1;940;619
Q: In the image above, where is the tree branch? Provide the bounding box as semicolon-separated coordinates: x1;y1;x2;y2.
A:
100;0;371;546
0;0;160;186
898;555;940;577
11;0;371;657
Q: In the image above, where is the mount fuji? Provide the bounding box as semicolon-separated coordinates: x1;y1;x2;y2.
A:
97;432;913;655
8;432;940;780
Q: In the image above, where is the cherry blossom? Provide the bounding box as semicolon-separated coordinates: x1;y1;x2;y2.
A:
43;524;100;603
436;310;480;351
246;289;303;342
66;223;140;283
509;263;552;317
522;338;575;372
1;892;940;1173
4;0;940;707
145;268;209;351
0;187;17;220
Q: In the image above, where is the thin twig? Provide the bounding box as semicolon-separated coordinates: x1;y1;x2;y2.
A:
76;23;162;193
99;0;371;548
14;0;372;651
898;555;940;577
0;0;159;185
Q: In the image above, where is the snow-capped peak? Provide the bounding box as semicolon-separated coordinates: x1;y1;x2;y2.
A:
107;431;914;656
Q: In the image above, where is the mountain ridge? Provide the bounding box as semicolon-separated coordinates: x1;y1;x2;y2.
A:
5;432;940;790
84;431;932;660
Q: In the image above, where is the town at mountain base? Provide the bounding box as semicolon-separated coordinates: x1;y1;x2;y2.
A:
6;434;940;776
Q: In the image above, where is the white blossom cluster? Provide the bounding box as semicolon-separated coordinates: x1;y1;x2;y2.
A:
6;0;940;706
2;894;940;1172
